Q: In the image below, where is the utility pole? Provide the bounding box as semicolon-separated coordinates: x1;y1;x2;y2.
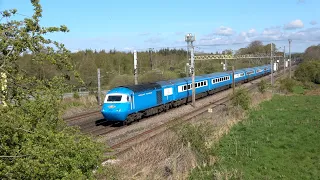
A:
283;46;286;73
271;43;274;86
149;48;153;70
289;39;292;79
185;33;196;107
97;68;101;105
224;59;227;71
232;66;235;94
134;50;138;85
186;42;190;77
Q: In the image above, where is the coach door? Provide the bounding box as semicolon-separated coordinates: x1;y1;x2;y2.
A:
156;90;162;105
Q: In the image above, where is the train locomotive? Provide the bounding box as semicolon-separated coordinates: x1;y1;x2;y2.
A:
101;64;271;125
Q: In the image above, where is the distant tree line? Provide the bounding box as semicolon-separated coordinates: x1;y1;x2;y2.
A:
16;41;299;91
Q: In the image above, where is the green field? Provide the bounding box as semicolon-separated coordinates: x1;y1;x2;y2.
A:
190;94;320;179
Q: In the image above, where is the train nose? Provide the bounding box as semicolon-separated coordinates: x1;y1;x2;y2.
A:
101;103;128;121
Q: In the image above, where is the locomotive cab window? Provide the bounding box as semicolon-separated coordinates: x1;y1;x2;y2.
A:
107;95;122;102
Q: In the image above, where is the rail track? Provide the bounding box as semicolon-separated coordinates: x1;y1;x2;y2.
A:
63;64;297;149
102;67;296;159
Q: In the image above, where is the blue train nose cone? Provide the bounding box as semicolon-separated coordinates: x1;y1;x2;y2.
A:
101;103;129;121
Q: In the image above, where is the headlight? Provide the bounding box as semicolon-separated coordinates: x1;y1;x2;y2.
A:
116;109;121;112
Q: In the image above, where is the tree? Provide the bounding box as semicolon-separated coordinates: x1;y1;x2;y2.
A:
303;44;320;61
0;1;109;179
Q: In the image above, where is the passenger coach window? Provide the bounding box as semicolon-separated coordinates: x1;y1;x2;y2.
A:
107;95;122;102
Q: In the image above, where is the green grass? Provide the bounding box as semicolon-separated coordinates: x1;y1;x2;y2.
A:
189;95;320;179
292;85;306;94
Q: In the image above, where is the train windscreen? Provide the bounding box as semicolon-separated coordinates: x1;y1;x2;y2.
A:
107;95;122;102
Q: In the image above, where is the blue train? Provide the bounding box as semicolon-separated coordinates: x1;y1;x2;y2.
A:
101;64;271;125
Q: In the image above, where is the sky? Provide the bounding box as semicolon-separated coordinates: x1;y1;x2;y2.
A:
1;0;320;53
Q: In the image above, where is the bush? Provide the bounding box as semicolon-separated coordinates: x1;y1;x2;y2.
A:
231;88;251;110
0;93;108;179
279;78;296;93
73;91;80;99
294;60;320;84
257;79;268;93
174;123;213;165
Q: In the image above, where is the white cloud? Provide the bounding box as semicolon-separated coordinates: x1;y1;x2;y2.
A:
262;27;281;36
284;19;304;30
214;26;234;36
310;20;317;25
198;37;223;45
288;27;320;41
241;28;257;38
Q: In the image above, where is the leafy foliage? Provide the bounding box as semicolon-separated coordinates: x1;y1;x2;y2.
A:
295;60;320;84
236;41;280;56
257;79;268;93
231;88;251;110
174;123;213;165
108;74;135;89
278;78;297;93
139;70;179;83
0;1;108;179
73;91;80;99
303;44;320;61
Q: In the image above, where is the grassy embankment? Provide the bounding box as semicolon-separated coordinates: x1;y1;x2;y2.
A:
189;87;320;179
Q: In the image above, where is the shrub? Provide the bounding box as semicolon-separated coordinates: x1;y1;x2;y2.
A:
231;88;251;110
294;60;320;84
73;91;80;99
279;78;296;93
257;79;268;93
174;123;213;165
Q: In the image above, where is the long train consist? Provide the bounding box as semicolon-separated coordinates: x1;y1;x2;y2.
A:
101;64;272;125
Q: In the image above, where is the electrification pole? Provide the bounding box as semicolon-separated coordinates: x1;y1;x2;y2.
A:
289;39;292;79
97;68;101;105
271;43;274;86
185;33;196;107
232;66;235;94
190;47;196;107
283;46;286;73
134;50;138;85
224;59;227;71
149;48;153;70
